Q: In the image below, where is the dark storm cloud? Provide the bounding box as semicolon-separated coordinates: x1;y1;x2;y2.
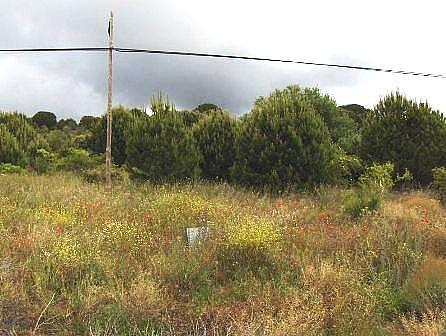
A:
0;0;361;119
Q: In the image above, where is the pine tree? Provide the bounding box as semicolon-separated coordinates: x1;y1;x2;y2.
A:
361;92;446;184
193;111;238;181
232;86;338;191
126;95;201;181
0;124;26;165
88;106;146;165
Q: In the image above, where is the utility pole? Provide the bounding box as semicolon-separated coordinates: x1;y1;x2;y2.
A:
105;11;113;188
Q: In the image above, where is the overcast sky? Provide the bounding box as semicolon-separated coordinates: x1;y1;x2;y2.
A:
0;0;445;120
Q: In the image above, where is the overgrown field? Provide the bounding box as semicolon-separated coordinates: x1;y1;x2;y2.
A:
1;174;446;335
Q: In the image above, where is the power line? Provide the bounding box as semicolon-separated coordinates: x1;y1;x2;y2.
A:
0;46;445;79
0;47;108;52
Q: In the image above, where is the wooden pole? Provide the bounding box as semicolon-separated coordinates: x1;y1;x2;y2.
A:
105;11;113;188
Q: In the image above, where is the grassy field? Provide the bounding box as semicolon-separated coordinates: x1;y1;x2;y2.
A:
1;174;446;335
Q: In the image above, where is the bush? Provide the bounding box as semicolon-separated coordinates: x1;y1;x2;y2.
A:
232;85;338;191
0;163;26;175
432;167;446;204
31;148;56;174
81;163;130;184
56;149;99;172
361;92;446;184
126;95;201;182
344;163;394;218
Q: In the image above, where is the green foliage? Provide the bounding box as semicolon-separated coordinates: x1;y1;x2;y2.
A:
126;95;201;182
89;106;146;165
56;149;99;172
433;167;446;204
0;163;26;175
339;104;371;128
232;85;338;191
46;129;72;154
359;162;395;192
31;148;56;174
79;115;99;131
31;111;57;129
296;88;359;152
81;163;130;184
57;118;78;131
192;111;238;181
361;92;446;184
337;151;364;185
194;103;221;114
0;112;48;154
0;124;26;166
344;162;394;218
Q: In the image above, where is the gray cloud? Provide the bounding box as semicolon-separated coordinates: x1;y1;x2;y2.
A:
1;0;445;120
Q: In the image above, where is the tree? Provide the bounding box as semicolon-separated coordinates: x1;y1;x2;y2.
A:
232;85;338;191
88;106;146;165
0;124;26;166
0;112;49;161
46;129;72;154
57;118;78;131
339;104;371;127
193;111;238;180
194;103;221;114
126;95;201;181
79;116;100;131
360;92;446;184
287;87;358;153
31;111;57;129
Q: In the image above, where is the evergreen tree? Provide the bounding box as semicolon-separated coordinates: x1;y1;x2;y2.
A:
79;116;100;131
31;111;57;129
0;112;49;163
193;111;238;180
88;106;146;165
232;86;338;191
361;92;446;184
126;95;201;181
0;124;26;165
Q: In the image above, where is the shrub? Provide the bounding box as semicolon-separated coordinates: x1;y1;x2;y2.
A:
232;85;338;191
46;129;72;154
361;92;446;184
126;95;201;182
30;148;56;174
81;163;130;184
432;167;446;204
0;163;26;175
337;151;364;185
344;163;394;218
56;149;99;172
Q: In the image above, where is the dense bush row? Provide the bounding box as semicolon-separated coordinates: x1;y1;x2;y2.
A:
2;85;446;192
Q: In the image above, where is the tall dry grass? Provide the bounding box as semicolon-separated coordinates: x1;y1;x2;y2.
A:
0;173;445;335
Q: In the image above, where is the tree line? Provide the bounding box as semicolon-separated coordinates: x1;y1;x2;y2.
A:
1;85;446;191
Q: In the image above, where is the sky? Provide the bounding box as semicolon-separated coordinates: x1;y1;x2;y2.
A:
0;0;445;120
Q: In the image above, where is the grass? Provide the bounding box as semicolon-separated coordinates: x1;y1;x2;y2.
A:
1;174;446;335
